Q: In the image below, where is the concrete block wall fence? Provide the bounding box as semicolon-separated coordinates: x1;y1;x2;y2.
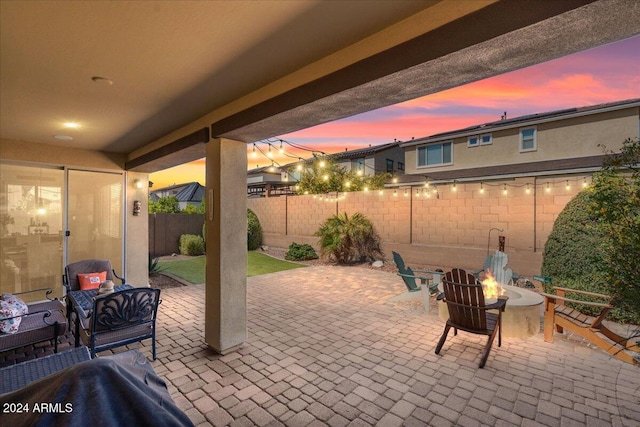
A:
247;177;583;277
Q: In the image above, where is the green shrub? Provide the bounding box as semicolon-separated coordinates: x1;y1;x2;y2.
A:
179;234;205;256
314;212;384;264
285;243;318;261
542;190;608;282
247;209;262;250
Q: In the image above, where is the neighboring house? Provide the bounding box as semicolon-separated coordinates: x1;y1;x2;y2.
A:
398;98;640;185
247;166;293;198
320;141;405;177
247;141;405;196
150;182;205;210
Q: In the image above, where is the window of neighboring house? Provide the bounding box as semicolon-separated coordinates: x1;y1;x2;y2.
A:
520;127;537;152
397;162;405;171
468;133;492;147
417;142;453;167
386;159;394;173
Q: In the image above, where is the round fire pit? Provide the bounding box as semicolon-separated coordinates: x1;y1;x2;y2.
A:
438;285;544;338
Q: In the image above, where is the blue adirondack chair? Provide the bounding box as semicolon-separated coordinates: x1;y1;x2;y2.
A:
392;251;440;295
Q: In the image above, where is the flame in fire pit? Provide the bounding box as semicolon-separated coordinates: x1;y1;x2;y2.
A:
481;269;505;299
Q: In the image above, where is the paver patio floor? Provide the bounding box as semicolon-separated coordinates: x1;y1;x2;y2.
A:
146;265;639;427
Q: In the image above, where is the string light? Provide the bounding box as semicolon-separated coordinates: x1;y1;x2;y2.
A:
582;177;588;188
416;189;420;197
364;186;369;192
526;183;531;194
546;182;551;193
479;182;484;194
323;174;329;181
267;144;273;158
502;184;507;195
565;180;571;190
319;160;326;168
345;181;351;188
279;142;284;155
379;189;383;195
452;182;457;192
357;169;363;176
404;188;408;197
393;189;397;196
424;181;430;188
251;144;257;158
392;177;398;184
296;163;303;171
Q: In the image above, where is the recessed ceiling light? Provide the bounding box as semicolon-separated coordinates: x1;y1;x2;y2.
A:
91;76;113;85
54;135;73;140
63;122;80;129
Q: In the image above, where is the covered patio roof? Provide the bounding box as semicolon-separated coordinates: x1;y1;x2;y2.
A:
2;1;639;172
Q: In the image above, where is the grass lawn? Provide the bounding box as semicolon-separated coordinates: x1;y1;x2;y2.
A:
157;251;305;284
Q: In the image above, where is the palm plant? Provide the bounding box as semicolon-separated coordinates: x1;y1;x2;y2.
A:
314;212;384;263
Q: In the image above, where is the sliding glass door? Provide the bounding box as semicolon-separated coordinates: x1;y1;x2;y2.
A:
0;163;64;299
66;170;123;273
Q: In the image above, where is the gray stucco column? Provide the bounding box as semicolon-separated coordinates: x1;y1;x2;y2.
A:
205;137;247;354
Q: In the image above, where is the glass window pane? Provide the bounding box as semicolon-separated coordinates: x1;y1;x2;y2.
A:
426;145;442;165
443;142;452;163
418;147;426;166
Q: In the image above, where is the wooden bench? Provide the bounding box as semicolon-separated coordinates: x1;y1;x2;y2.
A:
542;285;639;365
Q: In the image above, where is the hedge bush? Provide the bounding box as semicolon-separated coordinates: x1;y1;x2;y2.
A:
285;243;318;261
541;189;639;324
247;209;262;251
542;190;608;282
179;234;205;256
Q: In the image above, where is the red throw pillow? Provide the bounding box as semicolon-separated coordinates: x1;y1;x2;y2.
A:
78;271;108;290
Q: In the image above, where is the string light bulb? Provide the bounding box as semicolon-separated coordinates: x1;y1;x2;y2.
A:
416;189;420;197
319;160;326;168
424;181;429;188
357;169;363;176
251;144;257;158
546;182;551;193
404;189;408;197
392;177;398;183
267;144;273;158
526;183;531;194
582;177;588;188
378;189;383;195
566;180;571;190
296;163;302;171
345;181;351;188
393;189;397;196
452;182;457;192
479;182;484;194
503;184;508;195
323;174;329;181
364;186;369;192
279;141;284;155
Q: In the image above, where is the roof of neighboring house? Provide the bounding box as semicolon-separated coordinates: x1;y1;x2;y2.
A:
400;98;640;147
150;182;204;202
323;141;402;161
175;182;205;202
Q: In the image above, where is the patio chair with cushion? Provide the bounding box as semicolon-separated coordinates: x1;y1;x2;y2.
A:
0;288;67;354
63;259;125;294
541;285;640;365
435;268;508;368
75;288;161;359
63;259;126;322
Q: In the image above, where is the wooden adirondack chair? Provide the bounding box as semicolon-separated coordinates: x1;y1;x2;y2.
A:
542;285;639;365
435;268;508;368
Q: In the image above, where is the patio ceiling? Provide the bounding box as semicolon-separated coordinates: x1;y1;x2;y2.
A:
2;1;639;173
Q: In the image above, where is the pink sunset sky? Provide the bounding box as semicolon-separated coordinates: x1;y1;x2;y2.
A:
150;35;639;189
